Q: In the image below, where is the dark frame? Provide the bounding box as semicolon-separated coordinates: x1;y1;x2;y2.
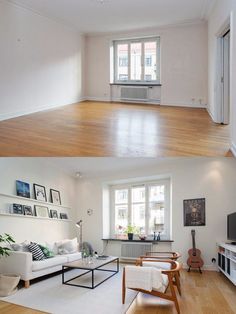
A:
183;198;206;226
16;180;30;198
60;213;68;220
50;209;58;219
33;184;47;202
23;205;33;216
12;204;24;215
50;189;61;205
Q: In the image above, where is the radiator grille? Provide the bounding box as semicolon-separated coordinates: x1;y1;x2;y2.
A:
121;243;152;258
120;87;148;101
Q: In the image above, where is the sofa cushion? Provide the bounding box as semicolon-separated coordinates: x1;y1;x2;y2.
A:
11;241;30;252
28;243;45;261
32;256;67;272
57;238;78;255
142;261;171;270
39;245;55;259
65;252;82;262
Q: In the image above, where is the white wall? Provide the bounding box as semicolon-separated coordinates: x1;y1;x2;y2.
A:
0;0;85;121
0;158;77;243
208;0;236;155
85;22;208;108
76;158;236;270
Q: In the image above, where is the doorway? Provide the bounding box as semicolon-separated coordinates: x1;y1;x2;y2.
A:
221;30;230;125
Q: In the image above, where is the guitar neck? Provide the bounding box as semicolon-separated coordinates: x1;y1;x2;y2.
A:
192;231;196;254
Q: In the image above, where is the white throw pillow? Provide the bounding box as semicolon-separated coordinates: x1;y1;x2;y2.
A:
57;238;78;255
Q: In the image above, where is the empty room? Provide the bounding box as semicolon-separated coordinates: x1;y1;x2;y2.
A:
0;0;236;157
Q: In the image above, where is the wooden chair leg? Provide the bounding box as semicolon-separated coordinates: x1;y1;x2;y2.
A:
169;275;180;314
175;273;181;296
122;268;126;304
24;280;30;288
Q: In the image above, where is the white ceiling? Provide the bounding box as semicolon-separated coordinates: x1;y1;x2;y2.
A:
39;157;180;178
8;0;216;34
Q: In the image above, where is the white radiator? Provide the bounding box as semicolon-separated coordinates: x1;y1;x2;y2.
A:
121;242;152;258
120;86;148;102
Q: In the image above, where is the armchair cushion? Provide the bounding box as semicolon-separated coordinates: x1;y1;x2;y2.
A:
142;261;171;270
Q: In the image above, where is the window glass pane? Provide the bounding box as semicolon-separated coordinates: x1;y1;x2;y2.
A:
115;205;128;234
117;44;128;81
144;41;157;81
115;189;128;204
132;203;145;233
131;42;142;80
149;202;165;234
132;186;145;203
149;185;165;202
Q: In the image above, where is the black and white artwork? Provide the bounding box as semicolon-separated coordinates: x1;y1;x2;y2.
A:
50;189;61;205
34;184;47;202
23;205;33;216
183;198;206;226
50;210;58;219
35;205;49;218
60;213;68;219
12;204;24;215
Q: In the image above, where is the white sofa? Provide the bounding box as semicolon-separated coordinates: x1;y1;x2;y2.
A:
0;242;82;288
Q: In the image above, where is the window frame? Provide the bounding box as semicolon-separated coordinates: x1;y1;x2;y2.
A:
113;37;161;84
110;179;170;239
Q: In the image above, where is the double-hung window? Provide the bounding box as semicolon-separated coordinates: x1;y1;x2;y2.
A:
110;179;170;239
113;37;160;84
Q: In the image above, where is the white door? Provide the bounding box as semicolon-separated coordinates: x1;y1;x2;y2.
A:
222;31;230;124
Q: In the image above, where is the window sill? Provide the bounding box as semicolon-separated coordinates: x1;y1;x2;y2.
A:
110;83;162;87
102;238;174;243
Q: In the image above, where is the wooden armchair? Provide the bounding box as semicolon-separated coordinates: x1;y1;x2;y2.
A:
122;260;181;314
143;251;181;260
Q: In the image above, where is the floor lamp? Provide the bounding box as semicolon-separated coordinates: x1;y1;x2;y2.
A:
76;220;83;251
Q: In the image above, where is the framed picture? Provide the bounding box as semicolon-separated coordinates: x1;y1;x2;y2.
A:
16;180;30;198
34;184;47;202
50;210;58;219
35;205;49;218
12;204;24;215
50;189;61;205
23;205;33;216
183;198;206;226
60;213;68;220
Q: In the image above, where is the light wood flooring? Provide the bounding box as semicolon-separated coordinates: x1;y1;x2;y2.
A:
127;270;236;314
0;271;236;314
0;101;231;157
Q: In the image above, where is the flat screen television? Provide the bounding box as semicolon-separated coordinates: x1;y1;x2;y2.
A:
227;212;236;244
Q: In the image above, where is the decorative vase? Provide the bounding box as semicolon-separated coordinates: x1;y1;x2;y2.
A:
128;233;133;240
0;274;20;297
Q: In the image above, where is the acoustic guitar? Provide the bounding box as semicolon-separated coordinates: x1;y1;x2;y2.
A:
187;229;204;273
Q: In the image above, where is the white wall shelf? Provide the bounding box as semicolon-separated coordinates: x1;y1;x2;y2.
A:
0;192;71;210
217;243;236;286
0;212;72;223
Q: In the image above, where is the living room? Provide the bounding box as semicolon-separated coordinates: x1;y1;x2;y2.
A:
0;0;235;156
0;157;236;313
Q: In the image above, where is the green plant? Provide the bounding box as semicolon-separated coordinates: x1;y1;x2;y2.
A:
0;233;15;258
125;225;138;234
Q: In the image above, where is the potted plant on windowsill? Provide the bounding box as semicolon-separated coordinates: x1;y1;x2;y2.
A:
0;233;20;297
125;225;138;241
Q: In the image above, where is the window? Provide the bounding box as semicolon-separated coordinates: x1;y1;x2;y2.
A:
110;179;170;238
113;37;160;83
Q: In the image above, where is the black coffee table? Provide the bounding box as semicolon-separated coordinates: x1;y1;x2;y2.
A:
62;256;119;289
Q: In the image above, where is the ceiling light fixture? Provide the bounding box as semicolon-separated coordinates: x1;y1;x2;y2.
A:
75;172;82;179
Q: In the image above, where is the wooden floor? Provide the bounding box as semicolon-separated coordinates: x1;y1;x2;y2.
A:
0;101;231;157
1;271;236;314
127;270;236;314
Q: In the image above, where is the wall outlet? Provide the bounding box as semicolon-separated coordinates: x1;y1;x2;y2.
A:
211;258;216;263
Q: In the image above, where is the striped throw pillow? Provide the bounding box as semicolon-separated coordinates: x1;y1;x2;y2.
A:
28;243;45;261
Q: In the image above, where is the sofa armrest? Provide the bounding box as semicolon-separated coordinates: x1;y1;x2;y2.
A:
0;251;32;280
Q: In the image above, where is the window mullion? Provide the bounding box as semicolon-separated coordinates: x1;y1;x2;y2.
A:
145;184;149;235
128;43;131;81
141;41;145;81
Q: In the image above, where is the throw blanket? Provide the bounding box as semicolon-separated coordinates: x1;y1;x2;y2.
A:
125;266;163;292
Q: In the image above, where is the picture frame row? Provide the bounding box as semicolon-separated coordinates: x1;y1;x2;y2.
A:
10;203;68;220
16;180;61;205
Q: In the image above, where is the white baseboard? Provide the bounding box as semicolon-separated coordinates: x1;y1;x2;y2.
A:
230;141;236;157
206;107;220;123
161;101;207;109
85;96;111;102
0;98;84;122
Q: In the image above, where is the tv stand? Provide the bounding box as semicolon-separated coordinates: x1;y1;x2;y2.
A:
229;242;236;245
217;243;236;285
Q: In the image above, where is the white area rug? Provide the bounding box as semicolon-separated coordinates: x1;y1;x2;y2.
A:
1;266;137;314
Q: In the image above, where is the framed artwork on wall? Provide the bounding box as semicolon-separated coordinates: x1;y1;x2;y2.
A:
16;180;30;198
34;184;47;202
60;213;68;219
50;189;61;205
12;204;24;215
50;210;58;219
183;198;206;226
23;205;33;216
35;205;49;218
